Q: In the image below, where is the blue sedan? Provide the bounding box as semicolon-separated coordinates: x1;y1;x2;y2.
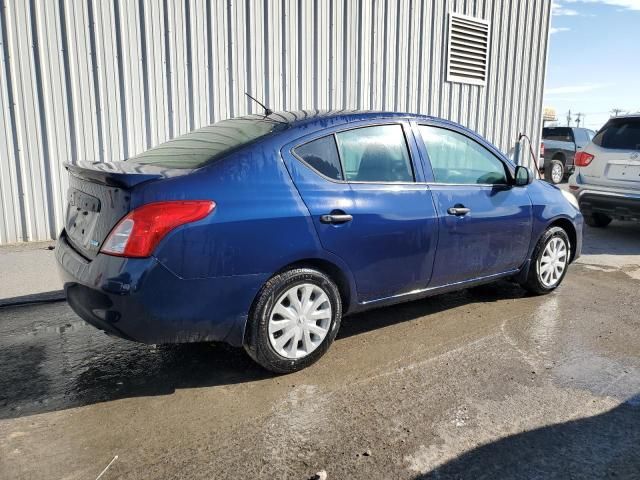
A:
56;111;583;372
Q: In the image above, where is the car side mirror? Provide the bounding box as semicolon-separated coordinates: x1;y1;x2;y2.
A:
514;165;534;186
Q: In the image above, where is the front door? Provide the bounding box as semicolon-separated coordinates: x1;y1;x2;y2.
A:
416;123;532;287
282;122;439;302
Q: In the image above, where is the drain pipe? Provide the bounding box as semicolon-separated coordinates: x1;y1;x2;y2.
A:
513;135;522;166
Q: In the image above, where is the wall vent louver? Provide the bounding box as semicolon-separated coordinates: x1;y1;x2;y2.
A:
447;13;490;86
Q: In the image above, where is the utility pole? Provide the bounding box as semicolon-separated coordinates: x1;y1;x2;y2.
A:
611;108;624;117
575;113;583;128
566;109;572;127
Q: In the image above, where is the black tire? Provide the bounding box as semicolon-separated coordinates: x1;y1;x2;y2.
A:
520;226;571;295
584;213;612;228
244;268;342;373
544;159;565;184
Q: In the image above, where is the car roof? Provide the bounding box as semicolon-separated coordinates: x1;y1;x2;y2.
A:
247;109;513;165
609;113;640;119
242;109;439;128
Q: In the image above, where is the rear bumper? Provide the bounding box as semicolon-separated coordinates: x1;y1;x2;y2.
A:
56;232;266;346
576;189;640;221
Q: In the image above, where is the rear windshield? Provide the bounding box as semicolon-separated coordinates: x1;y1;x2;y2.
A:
542;127;573;142
592;117;640;150
126;116;287;169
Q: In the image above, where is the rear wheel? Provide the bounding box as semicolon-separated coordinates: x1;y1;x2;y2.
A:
545;159;565;184
520;226;570;295
244;268;342;373
584;212;612;228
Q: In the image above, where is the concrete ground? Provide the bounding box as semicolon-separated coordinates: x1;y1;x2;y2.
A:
1;222;639;479
0;241;61;304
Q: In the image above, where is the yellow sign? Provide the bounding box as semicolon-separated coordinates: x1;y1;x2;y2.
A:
543;107;557;122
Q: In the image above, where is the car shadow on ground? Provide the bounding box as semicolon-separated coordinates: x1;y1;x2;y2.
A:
338;280;526;340
581;221;640;257
0;281;526;420
415;395;640;479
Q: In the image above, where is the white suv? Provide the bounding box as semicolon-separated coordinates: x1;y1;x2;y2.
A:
569;115;640;228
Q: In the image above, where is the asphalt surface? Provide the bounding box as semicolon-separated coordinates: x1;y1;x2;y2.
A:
1;222;640;479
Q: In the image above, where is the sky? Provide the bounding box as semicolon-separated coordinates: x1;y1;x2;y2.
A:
544;0;640;130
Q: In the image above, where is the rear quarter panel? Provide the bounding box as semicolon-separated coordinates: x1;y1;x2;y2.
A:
133;141;323;280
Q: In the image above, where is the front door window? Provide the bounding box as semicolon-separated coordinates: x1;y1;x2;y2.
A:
419;125;508;185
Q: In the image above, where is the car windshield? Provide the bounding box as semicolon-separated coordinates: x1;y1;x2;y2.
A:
593;117;640;150
126;116;288;169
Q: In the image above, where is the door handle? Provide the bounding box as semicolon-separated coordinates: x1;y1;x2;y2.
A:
320;214;353;224
447;206;471;216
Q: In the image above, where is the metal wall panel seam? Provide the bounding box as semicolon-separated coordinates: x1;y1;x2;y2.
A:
0;0;25;242
8;0;40;241
36;0;66;238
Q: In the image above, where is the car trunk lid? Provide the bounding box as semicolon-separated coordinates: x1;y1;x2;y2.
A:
582;144;640;189
581;117;640;189
63;161;190;259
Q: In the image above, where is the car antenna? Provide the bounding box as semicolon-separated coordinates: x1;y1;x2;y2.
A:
245;92;273;116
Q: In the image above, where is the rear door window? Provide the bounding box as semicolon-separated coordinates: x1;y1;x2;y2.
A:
334;125;414;182
593;118;640;150
294;135;343;180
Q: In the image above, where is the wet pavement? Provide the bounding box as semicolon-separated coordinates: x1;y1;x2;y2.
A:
1;222;640;479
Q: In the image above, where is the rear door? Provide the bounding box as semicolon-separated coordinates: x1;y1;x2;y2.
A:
282;121;439;302
415;123;532;286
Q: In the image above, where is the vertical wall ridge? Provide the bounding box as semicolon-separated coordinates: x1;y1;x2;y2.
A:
0;0;29;242
27;0;57;239
58;0;78;164
112;0;128;159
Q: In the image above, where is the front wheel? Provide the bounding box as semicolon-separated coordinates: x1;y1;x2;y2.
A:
244;268;342;373
520;226;571;295
545;159;565;184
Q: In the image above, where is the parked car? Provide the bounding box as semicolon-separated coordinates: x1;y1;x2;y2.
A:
541;127;595;184
569;114;640;227
56;111;583;373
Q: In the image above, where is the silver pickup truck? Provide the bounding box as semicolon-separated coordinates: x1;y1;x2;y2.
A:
541;127;595;184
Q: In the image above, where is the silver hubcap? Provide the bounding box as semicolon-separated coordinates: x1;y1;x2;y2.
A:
552;164;563;183
538;237;568;287
268;283;332;359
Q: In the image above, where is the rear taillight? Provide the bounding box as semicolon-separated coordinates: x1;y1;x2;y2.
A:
101;200;215;258
540;141;545;157
574;151;594;167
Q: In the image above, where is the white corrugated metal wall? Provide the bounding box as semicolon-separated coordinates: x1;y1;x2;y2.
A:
0;0;551;244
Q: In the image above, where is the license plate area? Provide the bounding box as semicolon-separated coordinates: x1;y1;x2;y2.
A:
66;189;101;249
607;163;640;182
